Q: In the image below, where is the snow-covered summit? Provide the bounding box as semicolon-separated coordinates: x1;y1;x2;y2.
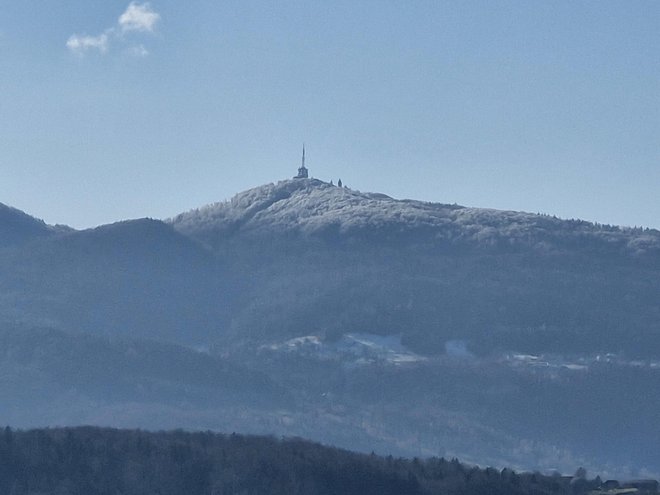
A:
169;179;660;255
170;178;457;238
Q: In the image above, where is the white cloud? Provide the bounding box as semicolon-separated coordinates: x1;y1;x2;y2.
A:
66;32;110;55
118;3;160;33
66;2;160;56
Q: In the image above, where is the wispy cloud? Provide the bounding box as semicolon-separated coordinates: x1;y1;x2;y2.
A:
67;2;160;57
66;32;110;55
119;3;160;33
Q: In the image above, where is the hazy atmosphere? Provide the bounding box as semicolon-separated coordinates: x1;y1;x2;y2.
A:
1;1;658;229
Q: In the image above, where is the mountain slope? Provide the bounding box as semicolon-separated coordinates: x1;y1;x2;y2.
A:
0;324;287;428
0;218;235;345
0;202;64;247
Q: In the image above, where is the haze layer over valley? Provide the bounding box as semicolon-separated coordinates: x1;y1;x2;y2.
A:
1;178;659;478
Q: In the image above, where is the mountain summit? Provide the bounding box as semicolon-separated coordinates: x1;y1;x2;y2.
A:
170;179;660;256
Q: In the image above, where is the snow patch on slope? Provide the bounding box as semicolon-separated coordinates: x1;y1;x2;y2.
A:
263;333;426;366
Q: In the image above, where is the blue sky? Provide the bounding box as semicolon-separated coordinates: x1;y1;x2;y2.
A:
0;1;658;229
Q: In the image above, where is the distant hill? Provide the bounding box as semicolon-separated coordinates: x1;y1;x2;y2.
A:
0;218;234;345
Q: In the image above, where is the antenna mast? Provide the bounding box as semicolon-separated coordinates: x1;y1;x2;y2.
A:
293;144;309;179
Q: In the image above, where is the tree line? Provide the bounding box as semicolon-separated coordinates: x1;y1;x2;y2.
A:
0;426;621;495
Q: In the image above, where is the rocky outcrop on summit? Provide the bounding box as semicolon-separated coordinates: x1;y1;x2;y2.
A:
169;179;660;256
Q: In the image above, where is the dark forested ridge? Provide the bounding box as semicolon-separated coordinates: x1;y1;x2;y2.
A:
0;426;638;495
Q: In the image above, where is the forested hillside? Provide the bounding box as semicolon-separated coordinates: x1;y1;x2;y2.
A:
0;427;609;495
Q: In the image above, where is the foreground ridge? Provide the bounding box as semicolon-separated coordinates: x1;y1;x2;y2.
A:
1;426;654;495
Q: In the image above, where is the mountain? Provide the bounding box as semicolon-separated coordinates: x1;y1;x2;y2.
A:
1;179;660;477
170;179;660;357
